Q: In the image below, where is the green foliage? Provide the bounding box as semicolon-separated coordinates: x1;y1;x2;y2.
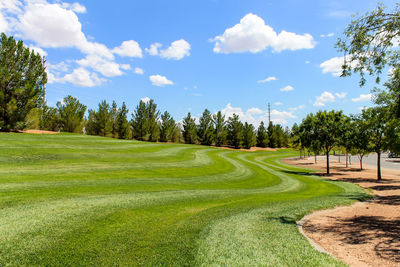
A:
116;102;130;139
40;105;60;131
24;108;40;130
227;114;243;149
182;112;197;144
0;33;47;131
198;109;214;146
96;100;112;137
213;111;227;147
256;121;268;147
336;3;400;86
57;95;86;133
160;111;176;142
242;122;255;149
131;99;160;142
110;101;118;138
267;122;277;148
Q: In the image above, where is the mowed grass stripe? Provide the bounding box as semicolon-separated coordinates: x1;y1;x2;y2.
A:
0;133;368;266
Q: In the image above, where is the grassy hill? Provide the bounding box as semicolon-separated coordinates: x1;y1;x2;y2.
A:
0;133;368;266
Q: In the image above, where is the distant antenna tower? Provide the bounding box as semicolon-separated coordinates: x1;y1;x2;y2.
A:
268;102;271;125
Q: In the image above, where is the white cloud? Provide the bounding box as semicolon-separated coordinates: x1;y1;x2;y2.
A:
61;2;86;13
145;42;162;56
274;102;283;106
335;92;347;99
149;75;174;87
320;56;358;77
258;76;277;83
120;64;131;70
113;40;142;58
280;85;294;92
305;60;310;64
212;13;315;54
134;67;144;75
77;55;125;77
320;33;334;38
314;91;335;107
58;67;106;87
160;39;191;60
289;105;305;111
221;103;296;125
352;94;373;102
0;12;8;32
141;97;151;103
28;45;47;56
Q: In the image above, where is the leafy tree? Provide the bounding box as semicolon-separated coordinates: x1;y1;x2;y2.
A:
40;105;59;131
213;111;227;147
362;106;396;180
110;101;118;138
337;4;400;86
171;123;182;143
291;123;303;157
57;95;86;133
299;113;322;163
182;112;197;144
256;121;268;147
116;102;130;139
0;33;47;131
227;114;243;149
350;114;371;170
85;109;97;135
242;122;256;149
267;121;277;148
160;111;176;142
95;100;112;137
198;109;214;145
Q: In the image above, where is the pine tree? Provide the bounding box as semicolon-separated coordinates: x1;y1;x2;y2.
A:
57;95;86;133
182;112;197;144
256;121;268;147
227;114;243;149
213;111;227;147
243;122;256;149
198;109;214;145
116;102;130;139
160;111;176;142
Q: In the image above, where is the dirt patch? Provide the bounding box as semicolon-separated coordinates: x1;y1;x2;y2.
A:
285;157;400;267
215;146;278;152
21;129;59;134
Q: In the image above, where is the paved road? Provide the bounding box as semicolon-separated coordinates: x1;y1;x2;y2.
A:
316;153;400;171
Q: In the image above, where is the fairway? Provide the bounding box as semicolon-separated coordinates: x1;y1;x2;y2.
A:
0;134;368;266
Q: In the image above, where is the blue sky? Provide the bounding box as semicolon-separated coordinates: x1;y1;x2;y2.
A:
0;0;397;126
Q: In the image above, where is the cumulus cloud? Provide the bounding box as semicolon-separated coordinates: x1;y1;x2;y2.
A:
352;94;373;102
145;42;162;56
212;13;315;54
320;56;358;77
280;85;294;92
113;40;142;58
274;102;283;106
335;92;347;99
288;105;305;111
28;45;47;56
134;67;144;75
77;55;125;77
149;75;174;87
314;91;335;106
57;67;106;87
258;76;277;83
221;103;296;125
141;97;151;103
320;33;334;38
160;39;190;60
61;2;86;13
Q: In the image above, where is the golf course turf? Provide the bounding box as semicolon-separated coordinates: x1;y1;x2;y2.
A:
0;133;369;266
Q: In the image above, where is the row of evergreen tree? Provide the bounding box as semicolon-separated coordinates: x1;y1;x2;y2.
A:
38;95;290;149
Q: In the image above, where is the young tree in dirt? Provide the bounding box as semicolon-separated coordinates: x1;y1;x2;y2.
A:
267;121;277;148
213;111;227;147
110;101;118;138
227;114;243;149
116;102;130;139
182;112;197;144
40;105;60;131
0;33;47;131
57;95;86;133
95;100;112;137
256;121;268;147
299;113;321;163
242;122;256;149
350;114;371;170
160;111;176;142
291;123;303;157
198;109;214;145
306;110;346;175
362;107;396;180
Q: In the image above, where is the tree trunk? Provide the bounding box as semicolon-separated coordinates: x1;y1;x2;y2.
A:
326;151;330;175
360;156;363;170
377;151;381;181
315;154;317;164
338;154;341;163
346;153;348;168
349;155;351;165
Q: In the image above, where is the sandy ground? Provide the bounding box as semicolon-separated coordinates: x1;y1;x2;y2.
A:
284;157;400;267
216;146;278;152
21;129;59;134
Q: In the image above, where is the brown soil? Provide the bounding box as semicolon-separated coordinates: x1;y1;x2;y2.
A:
21;129;59;134
215;146;278;152
284;157;400;267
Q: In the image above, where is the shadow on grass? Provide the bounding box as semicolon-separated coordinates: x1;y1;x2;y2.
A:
335;178;393;184
304;216;400;262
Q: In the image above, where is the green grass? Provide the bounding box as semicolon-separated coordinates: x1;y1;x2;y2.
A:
0;133;369;266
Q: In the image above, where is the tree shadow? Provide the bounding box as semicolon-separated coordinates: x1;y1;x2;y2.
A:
304;215;400;262
336;177;393;184
369;185;400;191
375;195;400;206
